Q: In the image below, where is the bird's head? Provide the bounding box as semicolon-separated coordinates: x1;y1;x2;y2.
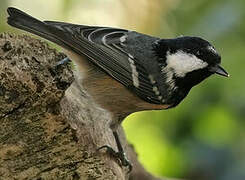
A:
154;36;228;106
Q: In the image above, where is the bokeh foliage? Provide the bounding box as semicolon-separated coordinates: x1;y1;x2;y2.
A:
1;0;244;179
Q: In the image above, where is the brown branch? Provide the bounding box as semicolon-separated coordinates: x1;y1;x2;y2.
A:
0;33;172;180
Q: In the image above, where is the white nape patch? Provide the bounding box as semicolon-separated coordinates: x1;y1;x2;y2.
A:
128;55;139;87
165;50;208;77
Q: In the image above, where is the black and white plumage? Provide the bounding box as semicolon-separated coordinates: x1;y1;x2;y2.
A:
7;7;229;171
7;7;228;111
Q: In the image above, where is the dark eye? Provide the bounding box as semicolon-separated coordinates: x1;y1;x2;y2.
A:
196;50;201;56
195;49;205;57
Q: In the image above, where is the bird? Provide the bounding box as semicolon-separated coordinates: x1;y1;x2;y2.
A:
7;7;229;171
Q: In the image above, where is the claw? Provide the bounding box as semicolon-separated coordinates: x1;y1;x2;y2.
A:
97;145;132;173
56;57;71;67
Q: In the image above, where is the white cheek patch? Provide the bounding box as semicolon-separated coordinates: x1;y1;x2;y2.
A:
166;50;208;77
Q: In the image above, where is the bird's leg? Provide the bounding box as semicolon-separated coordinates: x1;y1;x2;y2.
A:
56;57;72;67
98;131;132;172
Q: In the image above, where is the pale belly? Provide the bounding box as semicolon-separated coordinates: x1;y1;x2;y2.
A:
65;50;170;123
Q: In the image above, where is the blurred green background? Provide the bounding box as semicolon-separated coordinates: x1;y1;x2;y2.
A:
1;0;244;179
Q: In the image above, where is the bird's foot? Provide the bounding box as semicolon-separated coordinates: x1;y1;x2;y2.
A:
98;145;132;173
56;57;71;67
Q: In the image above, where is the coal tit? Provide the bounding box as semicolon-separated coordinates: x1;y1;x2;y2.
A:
7;7;228;171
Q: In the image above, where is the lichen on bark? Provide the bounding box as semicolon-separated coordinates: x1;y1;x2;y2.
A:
0;33;170;180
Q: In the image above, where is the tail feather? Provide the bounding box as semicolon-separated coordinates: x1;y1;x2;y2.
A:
7;7;71;49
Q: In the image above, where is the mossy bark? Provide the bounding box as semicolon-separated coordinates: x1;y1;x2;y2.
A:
0;33;169;180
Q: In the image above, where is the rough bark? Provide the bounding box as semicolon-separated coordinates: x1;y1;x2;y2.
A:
0;33;170;180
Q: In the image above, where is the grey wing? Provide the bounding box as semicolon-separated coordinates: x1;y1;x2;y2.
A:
44;21;163;104
7;7;163;103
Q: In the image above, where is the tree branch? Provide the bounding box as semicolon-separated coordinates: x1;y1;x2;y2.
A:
0;33;171;180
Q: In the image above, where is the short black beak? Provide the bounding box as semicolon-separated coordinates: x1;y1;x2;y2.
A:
210;65;229;77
